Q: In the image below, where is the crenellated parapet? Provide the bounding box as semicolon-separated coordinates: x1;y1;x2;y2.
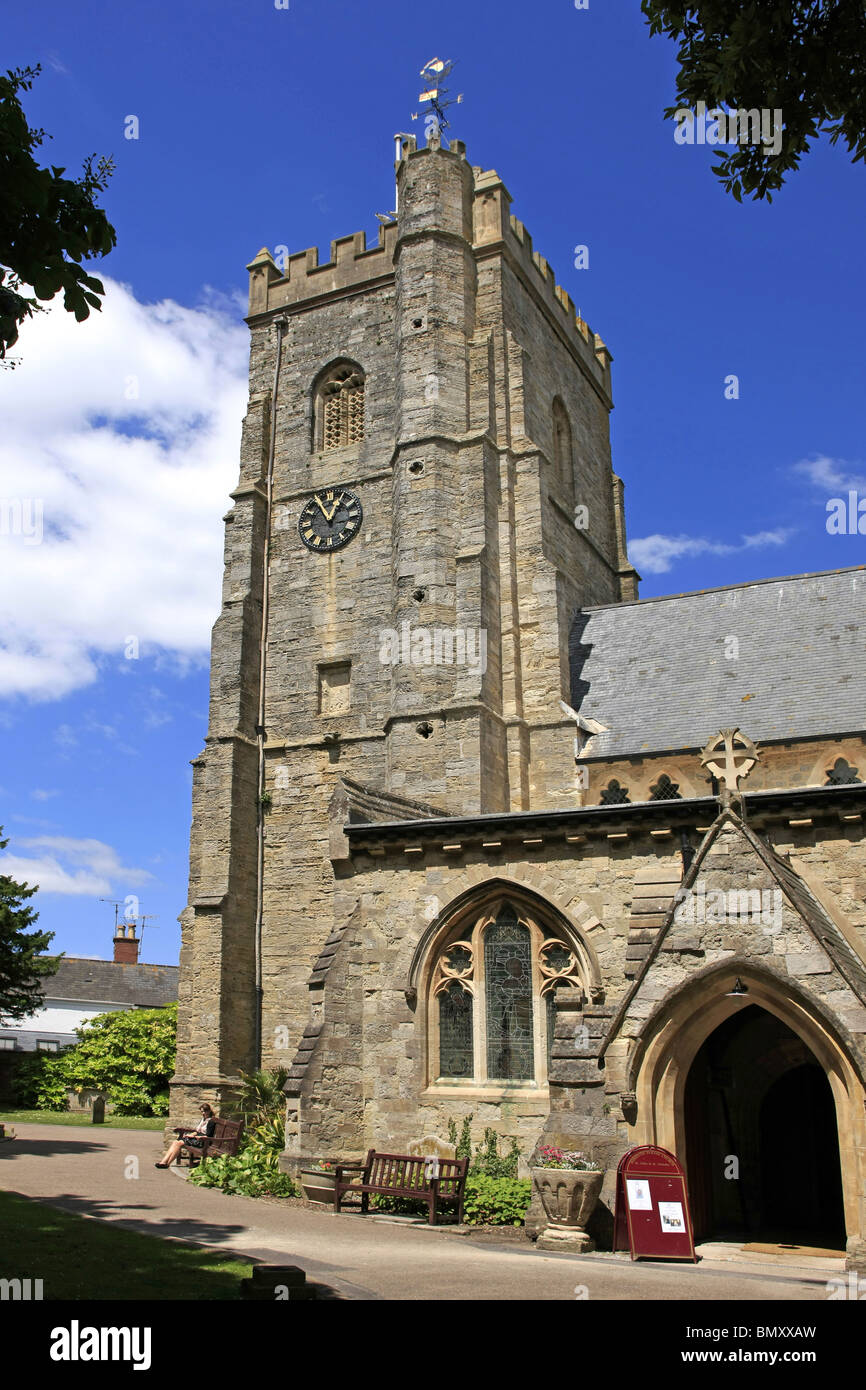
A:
471;165;611;395
247;221;399;317
246;134;612;400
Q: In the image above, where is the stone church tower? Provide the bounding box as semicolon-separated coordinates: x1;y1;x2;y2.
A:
172;128;866;1271
172;130;636;1105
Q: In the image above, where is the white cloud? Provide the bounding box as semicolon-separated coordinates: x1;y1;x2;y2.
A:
0;279;248;701
31;789;60;801
793;455;866;492
0;834;153;896
629;528;791;575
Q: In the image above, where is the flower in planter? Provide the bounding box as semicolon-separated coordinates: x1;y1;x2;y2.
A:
536;1145;600;1171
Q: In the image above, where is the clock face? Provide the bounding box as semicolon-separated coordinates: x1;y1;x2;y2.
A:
298;487;363;552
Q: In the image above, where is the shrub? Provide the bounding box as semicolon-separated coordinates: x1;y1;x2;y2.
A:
189;1112;294;1199
13;1005;176;1117
372;1174;531;1226
188;1150;296;1199
12;1052;70;1110
236;1067;289;1130
463;1175;531;1227
470;1127;521;1179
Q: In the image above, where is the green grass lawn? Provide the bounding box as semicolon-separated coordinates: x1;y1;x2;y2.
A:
0;1109;164;1130
0;1189;255;1299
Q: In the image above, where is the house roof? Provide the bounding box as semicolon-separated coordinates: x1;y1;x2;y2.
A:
44;958;179;1008
571;566;866;759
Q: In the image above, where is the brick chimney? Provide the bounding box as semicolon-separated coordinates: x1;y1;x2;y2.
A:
113;923;139;965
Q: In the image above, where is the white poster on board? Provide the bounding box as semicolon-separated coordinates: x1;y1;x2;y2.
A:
659;1201;685;1233
626;1179;652;1211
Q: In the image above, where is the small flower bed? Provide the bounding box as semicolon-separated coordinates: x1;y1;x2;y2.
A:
535;1145;600;1171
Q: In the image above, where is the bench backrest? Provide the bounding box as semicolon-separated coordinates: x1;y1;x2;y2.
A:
207;1117;244;1156
366;1150;468;1195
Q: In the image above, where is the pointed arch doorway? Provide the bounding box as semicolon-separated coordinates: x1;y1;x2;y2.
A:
684;1004;846;1248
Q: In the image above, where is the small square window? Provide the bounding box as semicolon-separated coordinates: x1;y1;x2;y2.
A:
36;1039;59;1052
318;661;351;716
0;1037;16;1050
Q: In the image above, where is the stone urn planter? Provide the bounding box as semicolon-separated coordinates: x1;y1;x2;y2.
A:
532;1167;604;1252
299;1167;337;1204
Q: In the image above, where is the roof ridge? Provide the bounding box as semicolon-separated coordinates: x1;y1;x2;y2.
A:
583;564;866;612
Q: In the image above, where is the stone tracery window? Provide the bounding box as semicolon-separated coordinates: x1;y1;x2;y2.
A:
600;778;630;805
429;899;582;1087
826;757;860;785
649;773;682;801
315;362;365;451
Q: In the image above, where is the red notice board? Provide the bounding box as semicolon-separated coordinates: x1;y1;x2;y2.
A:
613;1146;697;1262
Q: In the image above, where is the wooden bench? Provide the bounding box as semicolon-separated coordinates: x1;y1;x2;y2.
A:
179;1117;244;1166
333;1149;469;1225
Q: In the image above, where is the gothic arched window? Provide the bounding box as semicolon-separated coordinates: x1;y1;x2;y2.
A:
826;757;861;785
649;773;682;801
428;899;582;1087
600;778;630;805
552;397;574;504
314;362;365;451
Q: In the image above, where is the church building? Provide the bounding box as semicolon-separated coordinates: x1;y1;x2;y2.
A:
171;127;866;1269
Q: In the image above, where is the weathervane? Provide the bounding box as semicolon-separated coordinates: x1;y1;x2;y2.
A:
700;727;760;808
412;56;463;145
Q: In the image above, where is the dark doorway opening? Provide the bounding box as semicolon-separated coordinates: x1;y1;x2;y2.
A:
684;1004;846;1248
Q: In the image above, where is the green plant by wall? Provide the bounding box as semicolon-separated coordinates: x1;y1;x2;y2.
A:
470;1127;521;1179
236;1067;289;1130
372;1174;531;1226
188;1149;296;1199
188;1107;293;1198
463;1175;531;1227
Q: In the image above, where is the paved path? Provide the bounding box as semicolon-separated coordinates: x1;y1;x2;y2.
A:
0;1125;840;1301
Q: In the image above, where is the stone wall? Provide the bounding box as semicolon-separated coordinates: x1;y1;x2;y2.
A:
172;131;632;1123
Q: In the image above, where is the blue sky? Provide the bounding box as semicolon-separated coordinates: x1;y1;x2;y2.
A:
1;0;864;967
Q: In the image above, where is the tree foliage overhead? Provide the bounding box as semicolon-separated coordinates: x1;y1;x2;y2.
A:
641;1;866;200
0;827;59;1020
0;63;116;363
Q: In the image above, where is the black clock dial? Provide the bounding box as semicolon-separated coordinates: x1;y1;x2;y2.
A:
298;487;363;552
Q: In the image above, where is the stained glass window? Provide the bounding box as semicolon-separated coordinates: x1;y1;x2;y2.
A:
541;942;574;975
485;906;534;1080
438;982;473;1078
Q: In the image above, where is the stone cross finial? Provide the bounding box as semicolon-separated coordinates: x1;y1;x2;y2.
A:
700;728;760;805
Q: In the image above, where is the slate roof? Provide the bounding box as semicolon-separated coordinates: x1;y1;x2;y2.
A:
571;566;866;758
45;957;179;1008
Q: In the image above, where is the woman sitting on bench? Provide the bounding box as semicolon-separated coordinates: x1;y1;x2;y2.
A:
155;1104;216;1168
